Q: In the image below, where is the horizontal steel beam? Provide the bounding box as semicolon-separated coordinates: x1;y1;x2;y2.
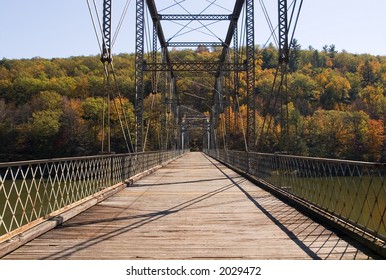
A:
167;42;224;48
159;14;232;21
144;62;246;72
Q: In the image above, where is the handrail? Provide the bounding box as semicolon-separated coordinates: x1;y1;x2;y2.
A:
205;149;386;254
0;150;185;239
0;151;164;167
272;152;386;167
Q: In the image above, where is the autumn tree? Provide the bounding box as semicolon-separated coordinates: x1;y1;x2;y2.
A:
1;47;385;162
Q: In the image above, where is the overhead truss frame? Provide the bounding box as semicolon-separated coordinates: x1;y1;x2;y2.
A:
135;0;255;152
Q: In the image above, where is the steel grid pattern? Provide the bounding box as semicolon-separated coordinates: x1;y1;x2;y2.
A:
278;0;289;63
101;0;112;63
245;0;255;151
144;62;246;72
0;151;181;238
135;0;145;152
166;42;224;48
159;14;232;21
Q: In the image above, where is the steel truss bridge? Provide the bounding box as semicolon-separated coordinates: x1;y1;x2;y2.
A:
0;0;385;259
132;0;256;153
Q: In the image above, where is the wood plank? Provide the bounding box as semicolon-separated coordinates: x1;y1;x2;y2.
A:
2;152;380;260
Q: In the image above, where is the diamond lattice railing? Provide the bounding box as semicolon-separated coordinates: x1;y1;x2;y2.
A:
0;150;182;239
206;149;386;245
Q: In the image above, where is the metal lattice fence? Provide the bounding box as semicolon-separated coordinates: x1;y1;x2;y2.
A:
206;149;386;245
0;150;182;238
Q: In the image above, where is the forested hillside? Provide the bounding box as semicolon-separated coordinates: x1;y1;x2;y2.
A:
0;44;385;162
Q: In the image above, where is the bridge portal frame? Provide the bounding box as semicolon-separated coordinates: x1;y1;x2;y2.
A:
135;0;255;152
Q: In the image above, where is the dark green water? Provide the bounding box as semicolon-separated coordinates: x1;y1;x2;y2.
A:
266;174;386;238
0;178;109;236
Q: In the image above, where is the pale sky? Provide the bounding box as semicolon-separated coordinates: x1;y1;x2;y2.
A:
1;0;385;59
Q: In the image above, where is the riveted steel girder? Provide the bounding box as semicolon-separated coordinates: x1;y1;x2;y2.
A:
135;0;144;152
278;0;289;64
144;62;246;72
167;42;224;48
246;0;255;151
101;0;112;63
146;0;174;75
217;0;245;78
159;14;232;21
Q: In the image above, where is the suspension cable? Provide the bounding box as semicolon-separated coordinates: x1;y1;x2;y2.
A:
112;0;132;47
106;72;131;153
167;0;222;42
254;0;304;153
168;20;223;41
144;6;153;62
101;64;109;152
255;66;280;149
143;93;156;151
158;0;187;13
204;0;232;13
86;0;136;153
86;0;103;53
109;63;135;152
92;0;105;42
259;0;279;47
235;89;248;152
289;0;304;48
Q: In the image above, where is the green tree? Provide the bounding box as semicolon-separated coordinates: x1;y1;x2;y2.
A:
27;110;62;158
55;98;92;156
110;97;135;153
261;43;278;69
289;39;301;72
317;70;351;110
333;51;360;73
31;90;62;111
288;72;319;115
12;77;48;104
360;59;378;86
82;97;105;150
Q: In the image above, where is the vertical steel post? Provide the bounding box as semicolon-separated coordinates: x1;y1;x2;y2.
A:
152;23;157;94
101;0;112;64
174;78;181;151
135;0;144;152
161;47;167;151
101;0;112;153
233;24;239;132
246;0;255;152
278;0;289;64
225;75;230;150
278;0;290;151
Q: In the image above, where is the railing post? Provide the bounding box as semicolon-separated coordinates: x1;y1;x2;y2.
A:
109;155;113;186
247;151;251;174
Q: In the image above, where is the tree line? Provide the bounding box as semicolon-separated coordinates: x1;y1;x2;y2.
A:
0;43;385;162
224;43;386;162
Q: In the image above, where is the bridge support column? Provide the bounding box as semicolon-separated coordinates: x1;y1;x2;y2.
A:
246;0;255;152
135;0;144;152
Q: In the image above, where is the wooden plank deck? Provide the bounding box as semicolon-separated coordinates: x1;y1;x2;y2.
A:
2;152;380;260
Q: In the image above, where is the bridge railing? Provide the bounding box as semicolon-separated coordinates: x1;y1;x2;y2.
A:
205;149;386;250
0;150;183;239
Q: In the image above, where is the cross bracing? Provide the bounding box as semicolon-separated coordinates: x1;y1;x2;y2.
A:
135;0;255;152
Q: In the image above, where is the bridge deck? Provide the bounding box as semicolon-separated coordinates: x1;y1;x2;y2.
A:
3;152;378;260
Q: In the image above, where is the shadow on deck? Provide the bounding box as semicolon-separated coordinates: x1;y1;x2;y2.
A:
2;152;381;260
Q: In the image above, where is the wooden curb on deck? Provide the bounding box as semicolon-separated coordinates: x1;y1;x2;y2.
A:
0;155;183;258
